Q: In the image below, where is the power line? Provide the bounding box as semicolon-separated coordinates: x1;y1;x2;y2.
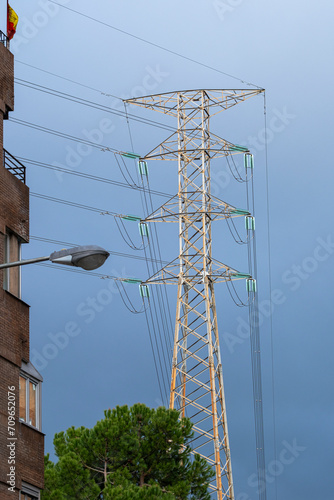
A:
19;156;171;198
48;0;262;89
30;191;116;215
30;235;168;265
264;92;278;500
9;117;119;152
14;78;174;132
244;139;267;500
34;261;114;279
16;60;120;98
123;105;173;406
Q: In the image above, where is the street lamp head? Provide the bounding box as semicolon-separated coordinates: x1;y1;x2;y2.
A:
49;245;110;271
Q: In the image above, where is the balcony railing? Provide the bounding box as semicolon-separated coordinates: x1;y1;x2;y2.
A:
3;149;26;183
0;30;9;49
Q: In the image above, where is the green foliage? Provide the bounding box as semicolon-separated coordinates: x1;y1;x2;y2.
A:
42;404;213;500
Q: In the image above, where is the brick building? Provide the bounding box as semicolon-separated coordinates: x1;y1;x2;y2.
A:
0;34;44;499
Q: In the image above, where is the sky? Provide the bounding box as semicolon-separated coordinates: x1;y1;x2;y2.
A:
2;1;334;499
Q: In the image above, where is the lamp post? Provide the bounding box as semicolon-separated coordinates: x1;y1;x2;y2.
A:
0;245;110;271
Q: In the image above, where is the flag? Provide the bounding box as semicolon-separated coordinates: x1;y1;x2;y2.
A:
7;3;18;40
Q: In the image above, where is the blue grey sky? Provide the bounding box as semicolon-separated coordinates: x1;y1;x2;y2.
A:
3;1;334;499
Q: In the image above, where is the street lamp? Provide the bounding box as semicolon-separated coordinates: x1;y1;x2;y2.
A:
0;245;110;271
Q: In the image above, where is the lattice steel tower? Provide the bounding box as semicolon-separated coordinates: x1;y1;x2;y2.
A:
126;89;262;500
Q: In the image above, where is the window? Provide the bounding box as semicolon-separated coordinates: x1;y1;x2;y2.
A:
21;494;38;500
20;482;40;500
19;362;43;430
3;230;21;297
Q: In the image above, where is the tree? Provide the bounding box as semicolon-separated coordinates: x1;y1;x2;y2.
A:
42;404;214;500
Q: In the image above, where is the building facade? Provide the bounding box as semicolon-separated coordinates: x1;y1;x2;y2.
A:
0;35;44;499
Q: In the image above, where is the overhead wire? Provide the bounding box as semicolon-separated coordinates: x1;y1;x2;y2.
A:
123;104;173;406
47;0;262;89
34;263;147;312
14;78;174;133
33;261;114;279
244;145;267;500
264;92;278;500
114;217;148;251
143;301;167;404
114;152;139;187
140;177;175;405
225;216;247;245
145;175;175;353
137;177;172;405
16;60;118;97
30;191;116;215
30;235;168;265
9;117;119;152
124;101;175;401
20;156;171;198
225;278;253;308
114;280;148;315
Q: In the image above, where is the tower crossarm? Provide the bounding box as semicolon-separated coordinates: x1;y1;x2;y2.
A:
140;130;249;161
142;257;250;286
125;88;264;117
143;193;250;223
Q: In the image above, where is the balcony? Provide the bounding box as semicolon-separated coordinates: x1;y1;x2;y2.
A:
0;30;9;49
3;149;26;183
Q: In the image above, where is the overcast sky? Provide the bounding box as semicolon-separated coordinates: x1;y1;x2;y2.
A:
3;1;334;499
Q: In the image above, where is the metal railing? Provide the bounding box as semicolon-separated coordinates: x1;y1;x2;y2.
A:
3;149;26;183
0;30;9;48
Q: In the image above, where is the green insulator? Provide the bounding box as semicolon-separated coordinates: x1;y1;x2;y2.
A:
123;279;142;284
139;284;150;298
138;160;148;176
244;153;254;168
139;222;149;237
231;273;251;279
230;209;250;216
230;144;249;153
122;152;141;159
246;278;257;292
245;216;255;230
122;215;141;222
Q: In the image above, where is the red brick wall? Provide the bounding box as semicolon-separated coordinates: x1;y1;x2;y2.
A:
0;483;19;499
0;359;19;498
0;291;30;364
0;166;30;244
0;42;14;116
17;424;45;489
0;113;3;159
0;357;44;494
0;42;44;496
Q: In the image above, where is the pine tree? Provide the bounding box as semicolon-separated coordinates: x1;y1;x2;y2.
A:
42;404;214;499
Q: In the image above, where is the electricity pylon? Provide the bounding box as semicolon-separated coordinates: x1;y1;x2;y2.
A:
126;89;263;499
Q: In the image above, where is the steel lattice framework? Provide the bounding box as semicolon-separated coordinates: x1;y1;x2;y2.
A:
125;89;262;500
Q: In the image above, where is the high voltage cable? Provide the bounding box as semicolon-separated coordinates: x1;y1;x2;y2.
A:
14;78;174;132
30;236;168;265
245;148;267;499
16;60;120;98
123;105;174;407
34;261;114;279
123;103;171;404
126;95;175;400
9;117;119;152
19;156;171;198
30;191;117;215
264;92;278;500
47;0;262;89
